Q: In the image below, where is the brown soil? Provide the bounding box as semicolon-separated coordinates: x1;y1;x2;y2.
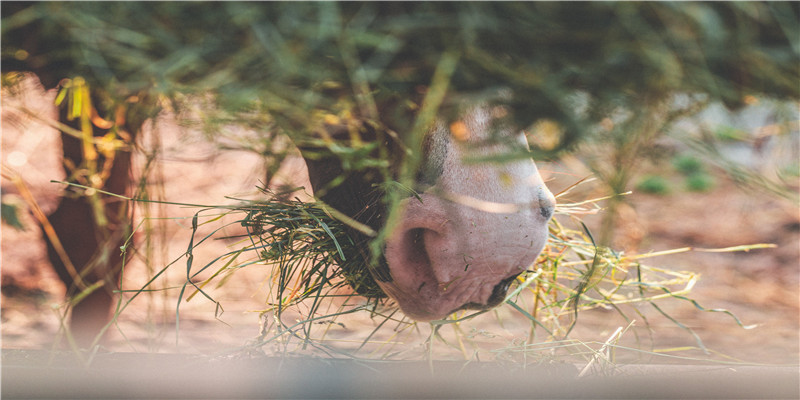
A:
2;78;798;365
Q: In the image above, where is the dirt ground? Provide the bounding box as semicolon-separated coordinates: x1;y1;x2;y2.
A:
2;78;798;365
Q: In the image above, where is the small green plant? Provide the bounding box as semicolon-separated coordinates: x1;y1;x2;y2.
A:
671;154;716;192
672;154;704;175
685;172;715;192
635;175;670;195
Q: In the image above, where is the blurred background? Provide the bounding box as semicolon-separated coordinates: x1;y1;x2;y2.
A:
2;2;798;365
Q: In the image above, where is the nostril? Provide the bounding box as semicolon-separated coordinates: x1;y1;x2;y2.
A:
387;226;441;293
540;203;554;219
384;195;455;295
406;228;431;266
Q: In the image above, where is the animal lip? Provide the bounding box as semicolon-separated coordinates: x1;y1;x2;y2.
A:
455;273;520;313
485;273;520;307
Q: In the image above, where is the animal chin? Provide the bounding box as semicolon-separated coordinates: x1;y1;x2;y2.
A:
379;272;521;321
444;273;521;315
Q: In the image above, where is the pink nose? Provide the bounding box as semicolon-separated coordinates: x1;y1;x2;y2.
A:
382;190;552;321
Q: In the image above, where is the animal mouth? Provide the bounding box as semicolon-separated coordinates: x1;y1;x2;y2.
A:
486;273;520;306
455;273;520;313
403;225;519;311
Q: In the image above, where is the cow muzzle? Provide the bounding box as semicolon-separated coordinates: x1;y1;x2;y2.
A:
382;191;552;321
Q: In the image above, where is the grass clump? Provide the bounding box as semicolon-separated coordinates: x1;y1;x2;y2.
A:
635;175;670;195
672;154;716;192
672;154;704;175
240;188;386;304
685;172;715;192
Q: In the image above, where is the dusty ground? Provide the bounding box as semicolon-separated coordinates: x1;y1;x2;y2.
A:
2;78;798;365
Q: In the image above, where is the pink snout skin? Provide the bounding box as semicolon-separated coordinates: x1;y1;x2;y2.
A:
382;192;552;321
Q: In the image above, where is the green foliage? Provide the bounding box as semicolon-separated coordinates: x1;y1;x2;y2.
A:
685;172;716;192
241;189;385;302
4;2;797;250
670;154;717;192
636;175;671;195
672;154;705;176
3;2;799;153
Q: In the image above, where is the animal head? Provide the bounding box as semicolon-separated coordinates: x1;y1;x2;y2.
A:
301;105;555;321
